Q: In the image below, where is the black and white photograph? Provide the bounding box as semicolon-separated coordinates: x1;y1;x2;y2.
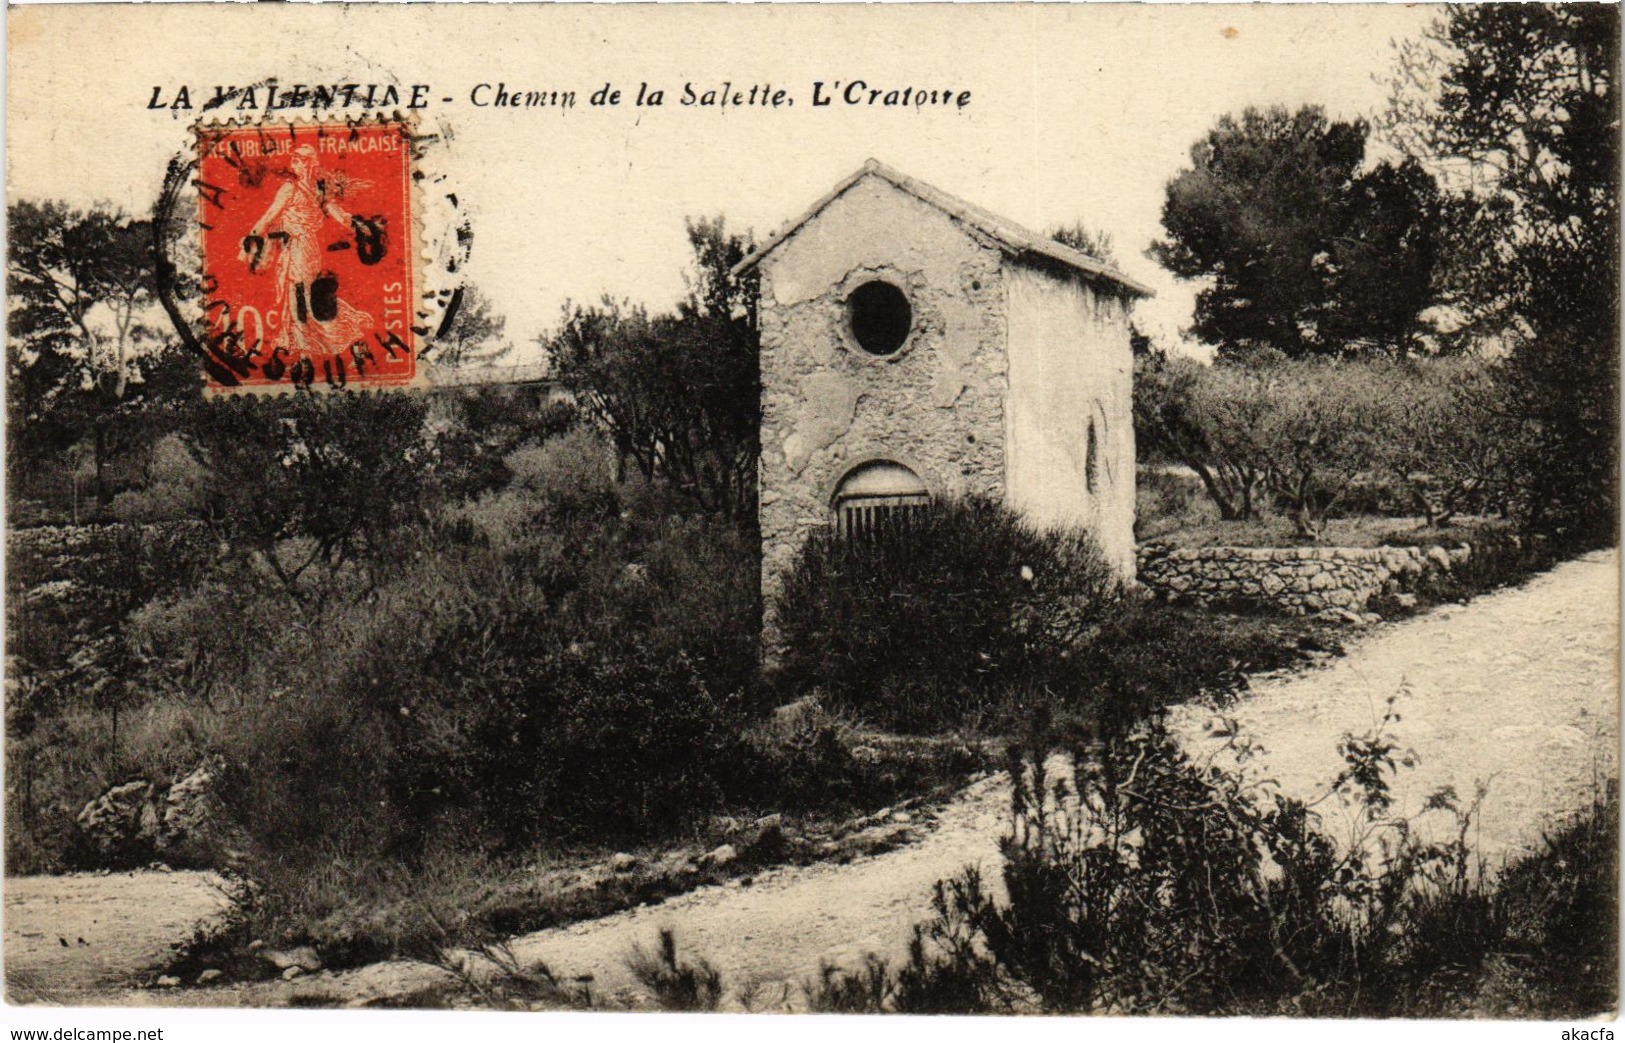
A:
3;1;1618;1035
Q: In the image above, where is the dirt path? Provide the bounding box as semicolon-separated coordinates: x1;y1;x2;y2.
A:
82;773;1013;1011
1170;547;1619;869
9;549;1617;1009
3;870;231;1004
502;772;1010;1009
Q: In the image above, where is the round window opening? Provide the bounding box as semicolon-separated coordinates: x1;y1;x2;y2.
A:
847;280;912;356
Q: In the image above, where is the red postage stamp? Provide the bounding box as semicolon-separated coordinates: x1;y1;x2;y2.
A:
196;119;419;391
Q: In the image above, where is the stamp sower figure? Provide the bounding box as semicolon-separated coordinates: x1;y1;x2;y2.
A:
242;144;377;370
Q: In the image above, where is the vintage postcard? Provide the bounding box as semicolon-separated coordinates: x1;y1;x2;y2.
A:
4;1;1618;1038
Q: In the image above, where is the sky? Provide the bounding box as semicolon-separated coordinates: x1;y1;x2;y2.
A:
7;3;1438;364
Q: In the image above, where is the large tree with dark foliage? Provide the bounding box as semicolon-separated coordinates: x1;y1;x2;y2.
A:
1387;4;1619;542
1152;106;1441;360
6;200;196;509
548;217;760;524
1320;159;1444;354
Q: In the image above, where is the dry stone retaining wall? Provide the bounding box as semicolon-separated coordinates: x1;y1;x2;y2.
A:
1136;543;1467;615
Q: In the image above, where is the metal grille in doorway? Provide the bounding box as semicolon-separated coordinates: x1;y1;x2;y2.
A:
836;494;932;539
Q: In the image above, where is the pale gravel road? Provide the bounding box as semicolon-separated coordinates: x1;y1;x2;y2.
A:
503;771;1011;1009
4;870;231;1004
1169;547;1619;870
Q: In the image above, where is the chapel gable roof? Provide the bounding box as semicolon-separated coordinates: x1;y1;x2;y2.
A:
732;158;1152;299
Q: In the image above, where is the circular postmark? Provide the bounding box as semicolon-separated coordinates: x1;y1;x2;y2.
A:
155;110;468;393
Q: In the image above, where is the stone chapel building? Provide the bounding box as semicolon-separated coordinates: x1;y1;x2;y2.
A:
734;159;1150;635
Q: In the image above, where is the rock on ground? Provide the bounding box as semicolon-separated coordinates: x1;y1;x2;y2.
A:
73;756;228;866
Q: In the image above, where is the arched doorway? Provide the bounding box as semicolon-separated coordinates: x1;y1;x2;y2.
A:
832;459;931;538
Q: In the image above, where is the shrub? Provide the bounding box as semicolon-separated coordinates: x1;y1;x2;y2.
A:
1489;784;1619;1017
197;553;749;862
626;930;724;1011
811;706;1513;1015
441;429;620;556
775;495;1335;739
725;698;987;816
446;431;760;701
9;391;780;958
431;388;581;501
1063;595;1337;743
805;954;894;1013
1133;350;1274;520
436;648;745;844
108;434;207;524
177;390;440;607
1500;322;1619;549
1384;521;1546;606
1255;357;1391;538
166;560;749;961
555;510;760;704
93;485;764;954
548;218;760;524
1374;356;1514;526
228;837;512;967
735;700;863;811
107;426;758;838
774;497;1122;732
504;426;619;521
